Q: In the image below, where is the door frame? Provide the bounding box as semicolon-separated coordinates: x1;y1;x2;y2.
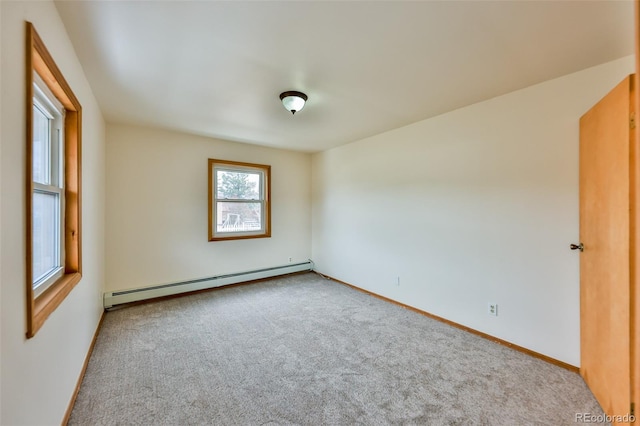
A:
631;0;640;414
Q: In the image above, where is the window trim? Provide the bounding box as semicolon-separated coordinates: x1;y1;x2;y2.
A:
25;22;82;338
208;159;271;241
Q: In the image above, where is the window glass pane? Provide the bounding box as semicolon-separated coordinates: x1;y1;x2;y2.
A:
216;170;261;200
32;191;60;284
216;202;262;232
32;104;50;185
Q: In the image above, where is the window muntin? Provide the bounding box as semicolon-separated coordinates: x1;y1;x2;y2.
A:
209;160;271;241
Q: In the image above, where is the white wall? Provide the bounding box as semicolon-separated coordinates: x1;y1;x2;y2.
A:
105;124;311;292
0;1;106;424
312;56;635;367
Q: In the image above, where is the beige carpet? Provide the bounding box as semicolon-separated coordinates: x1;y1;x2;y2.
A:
69;272;604;425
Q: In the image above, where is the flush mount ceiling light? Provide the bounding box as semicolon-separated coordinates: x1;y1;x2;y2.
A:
279;91;308;115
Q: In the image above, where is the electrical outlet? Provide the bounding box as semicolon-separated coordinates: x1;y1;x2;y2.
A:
288;257;292;263
396;276;400;286
488;303;498;316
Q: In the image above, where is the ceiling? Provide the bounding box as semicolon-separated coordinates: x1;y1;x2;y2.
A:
55;1;634;153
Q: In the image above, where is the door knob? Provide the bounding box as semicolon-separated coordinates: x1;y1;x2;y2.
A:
570;243;584;252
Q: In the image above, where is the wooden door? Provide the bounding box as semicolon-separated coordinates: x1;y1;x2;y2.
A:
579;75;635;420
632;0;640;415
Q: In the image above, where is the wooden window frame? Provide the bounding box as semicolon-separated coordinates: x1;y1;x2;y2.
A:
25;22;82;338
208;159;271;242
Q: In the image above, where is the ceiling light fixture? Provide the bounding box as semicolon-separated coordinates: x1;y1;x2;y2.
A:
279;91;308;115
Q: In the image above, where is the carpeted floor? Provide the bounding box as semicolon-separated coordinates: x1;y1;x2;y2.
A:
69;272;604;425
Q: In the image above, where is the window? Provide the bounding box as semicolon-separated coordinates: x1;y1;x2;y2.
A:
32;74;65;297
26;22;82;338
208;159;271;241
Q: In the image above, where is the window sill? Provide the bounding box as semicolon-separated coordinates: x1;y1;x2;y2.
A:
28;272;82;338
210;232;271;242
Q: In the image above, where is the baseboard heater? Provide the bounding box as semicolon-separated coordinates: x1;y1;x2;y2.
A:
103;261;313;309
